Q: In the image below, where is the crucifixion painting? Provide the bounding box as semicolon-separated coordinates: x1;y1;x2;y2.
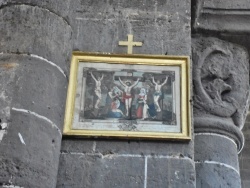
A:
64;54;191;138
81;66;176;124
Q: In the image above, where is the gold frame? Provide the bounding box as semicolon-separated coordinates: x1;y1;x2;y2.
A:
63;52;191;140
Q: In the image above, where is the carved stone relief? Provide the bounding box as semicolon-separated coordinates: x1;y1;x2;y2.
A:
192;37;249;130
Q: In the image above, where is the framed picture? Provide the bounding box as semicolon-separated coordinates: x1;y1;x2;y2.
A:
63;52;191;140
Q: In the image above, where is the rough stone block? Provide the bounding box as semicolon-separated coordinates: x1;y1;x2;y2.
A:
242;180;250;188
57;153;145;188
95;139;193;158
193;0;250;32
240;168;250;180
60;138;194;159
195;134;239;170
240;123;250;186
245;113;250;123
0;5;72;74
76;0;190;16
239;147;250;160
73;19;121;53
0;2;74;187
196;162;241;188
147;158;195;188
73;0;191;55
61;3;193;183
61;138;95;154
0;54;67;129
0;0;76;24
0;110;61;187
240;158;250;171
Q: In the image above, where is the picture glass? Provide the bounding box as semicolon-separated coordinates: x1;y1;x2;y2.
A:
73;62;181;133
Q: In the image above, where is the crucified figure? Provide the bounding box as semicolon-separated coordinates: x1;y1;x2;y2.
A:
119;77;139;116
90;72;104;109
152;76;169;112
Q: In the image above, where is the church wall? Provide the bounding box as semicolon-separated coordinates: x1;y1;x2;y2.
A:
192;0;250;187
1;0;250;187
0;1;74;187
240;120;250;188
56;0;195;188
212;35;250;188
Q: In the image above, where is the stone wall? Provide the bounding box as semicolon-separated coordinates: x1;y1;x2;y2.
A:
192;0;250;187
56;0;195;188
0;0;250;188
0;1;74;187
240;118;250;188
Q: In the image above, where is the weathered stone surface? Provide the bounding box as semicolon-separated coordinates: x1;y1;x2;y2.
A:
192;0;250;33
0;2;74;187
0;54;67;129
59;1;193;187
61;138;194;158
0;0;76;26
192;36;249;188
0;110;61;187
5;0;250;187
202;30;250;188
61;138;95;154
0;4;72;74
73;0;191;56
196;162;241;188
96;140;193;158
242;180;250;188
240;119;250;188
195;134;239;170
0;54;66;186
0;0;196;187
57;153;145;188
147;158;195;188
0;58;17;143
192;37;249;131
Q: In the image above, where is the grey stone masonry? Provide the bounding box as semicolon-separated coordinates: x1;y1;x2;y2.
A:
240;116;250;188
0;1;74;187
192;0;250;187
57;0;194;188
195;134;241;188
57;145;195;188
2;0;250;187
73;0;191;56
192;36;249;188
192;0;250;33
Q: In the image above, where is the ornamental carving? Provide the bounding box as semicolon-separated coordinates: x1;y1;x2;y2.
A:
192;37;249;129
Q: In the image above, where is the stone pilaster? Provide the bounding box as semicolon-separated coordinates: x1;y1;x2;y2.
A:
0;1;73;187
192;37;249;188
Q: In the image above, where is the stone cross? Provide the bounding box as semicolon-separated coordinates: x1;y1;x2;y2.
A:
119;34;142;54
